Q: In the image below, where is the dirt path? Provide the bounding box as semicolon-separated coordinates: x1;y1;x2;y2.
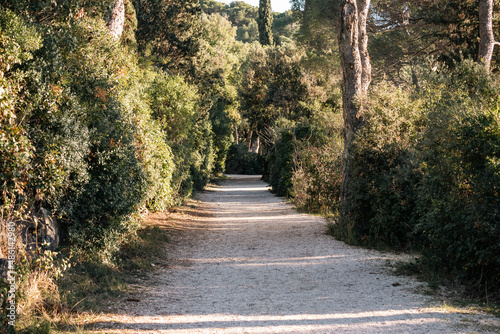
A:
92;175;498;333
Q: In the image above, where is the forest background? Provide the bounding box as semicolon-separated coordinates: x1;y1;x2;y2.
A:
0;0;499;332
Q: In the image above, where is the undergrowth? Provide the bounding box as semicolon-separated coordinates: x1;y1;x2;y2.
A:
394;258;500;318
13;218;171;333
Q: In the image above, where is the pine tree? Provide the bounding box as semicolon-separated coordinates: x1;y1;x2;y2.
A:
338;0;371;216
258;0;273;45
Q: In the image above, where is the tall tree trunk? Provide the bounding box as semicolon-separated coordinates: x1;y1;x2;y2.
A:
246;129;253;150
402;7;420;92
303;0;313;28
338;0;371;215
258;0;274;46
250;135;260;154
478;0;499;72
233;123;239;145
107;0;125;40
358;0;371;95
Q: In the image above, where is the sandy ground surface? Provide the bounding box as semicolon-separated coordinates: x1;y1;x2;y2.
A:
90;175;499;333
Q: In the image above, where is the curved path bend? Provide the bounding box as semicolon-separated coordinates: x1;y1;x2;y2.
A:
93;175;498;333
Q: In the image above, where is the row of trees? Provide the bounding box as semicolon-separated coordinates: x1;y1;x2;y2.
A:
264;0;500;298
0;0;268;328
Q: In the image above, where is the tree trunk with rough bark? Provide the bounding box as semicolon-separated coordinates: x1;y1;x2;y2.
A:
233;123;239;145
358;0;371;95
250;135;260;154
338;0;371;215
107;0;125;40
478;0;499;72
246;129;253;150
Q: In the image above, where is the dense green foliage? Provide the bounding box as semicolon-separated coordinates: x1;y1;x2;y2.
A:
0;8;179;260
258;0;274;45
333;61;500;292
269;0;500;297
133;0;202;74
291;110;343;214
0;6;40;221
415;62;500;289
200;0;299;45
225;143;262;174
1;0;500;329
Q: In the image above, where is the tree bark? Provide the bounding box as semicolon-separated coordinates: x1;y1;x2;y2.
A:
107;0;125;40
233;123;239;145
250;135;260;154
246;129;253;150
478;0;499;72
358;0;371;95
338;0;371;214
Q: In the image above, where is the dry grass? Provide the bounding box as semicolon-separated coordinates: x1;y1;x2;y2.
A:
1;219;64;333
18;271;59;316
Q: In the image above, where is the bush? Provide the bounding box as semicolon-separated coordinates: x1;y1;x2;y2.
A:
225;143;262;174
336;60;500;294
291;108;343;215
123;68;175;212
292;142;343;215
0;6;40;220
414;61;500;290
149;73;215;199
2;13;176;260
336;83;424;248
189;113;216;190
35;18;148;259
209;100;234;175
267;121;335;198
266;122;298;197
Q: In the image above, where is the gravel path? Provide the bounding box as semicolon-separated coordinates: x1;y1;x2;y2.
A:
93;175;499;333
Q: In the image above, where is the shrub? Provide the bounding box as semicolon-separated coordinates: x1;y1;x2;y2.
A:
120;68;175;213
4;14;175;260
225;143;262;174
292;142;343;215
414;61;500;290
0;6;40;220
35;18;148;259
189;113;215;191
336;83;424;248
209;100;234;175
266;121;298;197
267;121;335;198
291;108;343;215
149;72;215;199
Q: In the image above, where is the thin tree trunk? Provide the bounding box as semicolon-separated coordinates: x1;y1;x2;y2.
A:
358;0;371;95
400;7;420;91
233;123;239;145
107;0;125;40
478;0;499;72
246;129;253;150
250;135;260;154
339;0;362;146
